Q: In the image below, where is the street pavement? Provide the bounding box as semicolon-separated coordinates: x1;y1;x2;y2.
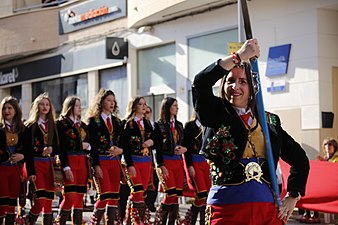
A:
30;204;336;224
23;194;336;225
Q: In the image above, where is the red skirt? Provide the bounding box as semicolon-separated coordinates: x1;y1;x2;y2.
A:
208;202;283;225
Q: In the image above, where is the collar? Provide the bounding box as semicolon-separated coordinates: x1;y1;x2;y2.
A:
101;112;111;122
38;117;47;126
5;120;12;127
234;107;252;116
134;116;143;122
195;119;202;128
69;116;80;124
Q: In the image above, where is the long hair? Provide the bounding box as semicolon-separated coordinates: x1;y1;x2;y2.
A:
25;92;57;126
25;92;58;146
124;96;145;120
60;96;81;119
85;88;119;120
158;97;177;123
219;62;257;112
0;96;24;133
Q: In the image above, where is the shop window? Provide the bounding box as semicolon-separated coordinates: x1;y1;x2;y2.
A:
138;43;176;96
10;85;22;107
187;28;237;117
143;93;176;122
100;65;127;119
32;74;88;116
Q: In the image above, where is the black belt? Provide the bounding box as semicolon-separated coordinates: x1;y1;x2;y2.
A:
211;159;271;186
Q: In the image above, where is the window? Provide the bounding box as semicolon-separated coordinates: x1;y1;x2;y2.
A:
32;74;88;116
10;86;22;107
143;93;176;122
187;28;238;116
100;65;127;119
138;43;176;96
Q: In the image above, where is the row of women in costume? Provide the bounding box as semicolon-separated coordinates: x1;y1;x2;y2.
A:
0;89;211;225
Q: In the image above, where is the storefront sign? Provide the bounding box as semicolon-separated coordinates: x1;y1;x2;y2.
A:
0;55;62;86
0;68;19;85
106;37;128;59
266;44;291;76
59;0;126;34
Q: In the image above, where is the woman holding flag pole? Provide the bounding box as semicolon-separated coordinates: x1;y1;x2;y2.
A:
192;39;309;224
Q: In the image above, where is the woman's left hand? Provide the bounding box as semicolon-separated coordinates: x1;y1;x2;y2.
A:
42;146;53;156
10;153;24;164
142;139;154;148
278;195;299;221
174;146;187;155
108;146;123;157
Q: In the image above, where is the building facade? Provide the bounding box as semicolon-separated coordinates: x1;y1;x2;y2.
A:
1;0;338;159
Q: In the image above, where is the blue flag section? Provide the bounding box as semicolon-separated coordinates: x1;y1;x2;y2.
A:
240;0;281;208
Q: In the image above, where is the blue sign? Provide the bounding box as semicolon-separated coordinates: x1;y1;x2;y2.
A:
266;44;291;76
267;80;286;93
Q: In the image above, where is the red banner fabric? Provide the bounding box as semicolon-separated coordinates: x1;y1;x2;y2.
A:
280;160;338;213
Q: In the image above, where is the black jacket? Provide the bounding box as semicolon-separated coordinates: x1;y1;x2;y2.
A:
192;61;309;196
56;116;90;169
155;120;184;157
87;115;122;167
24;122;59;176
183;120;202;167
120;117;163;167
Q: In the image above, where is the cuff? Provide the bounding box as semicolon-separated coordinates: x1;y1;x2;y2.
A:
63;166;71;172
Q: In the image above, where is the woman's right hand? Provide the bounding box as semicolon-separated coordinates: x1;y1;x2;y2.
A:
94;165;103;179
237;38;260;62
188;166;195;178
29;175;36;182
159;165;169;180
317;155;325;161
65;169;74;182
127;166;137;178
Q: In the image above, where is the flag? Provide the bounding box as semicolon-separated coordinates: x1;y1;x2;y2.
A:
280;159;338;213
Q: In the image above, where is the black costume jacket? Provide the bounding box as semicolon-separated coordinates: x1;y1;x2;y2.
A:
87;115;122;167
24;122;59;176
155;120;184;158
56;116;90;169
120;117;163;167
192;61;310;196
182;120;202;168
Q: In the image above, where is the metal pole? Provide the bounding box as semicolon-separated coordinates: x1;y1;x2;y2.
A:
238;0;246;42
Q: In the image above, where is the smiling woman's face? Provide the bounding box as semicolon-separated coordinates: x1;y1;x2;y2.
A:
224;67;250;108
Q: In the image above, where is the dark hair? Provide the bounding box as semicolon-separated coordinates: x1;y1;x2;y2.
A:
0;96;24;133
158;97;177;123
125;96;145;120
219;62;256;110
60;96;80;119
323;138;338;153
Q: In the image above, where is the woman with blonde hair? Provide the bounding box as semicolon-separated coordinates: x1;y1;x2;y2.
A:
86;88;123;225
55;96;91;224
120;96;165;224
24;92;59;224
0;96;26;224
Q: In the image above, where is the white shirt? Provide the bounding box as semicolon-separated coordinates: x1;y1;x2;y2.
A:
101;112;112;125
234;107;253;127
